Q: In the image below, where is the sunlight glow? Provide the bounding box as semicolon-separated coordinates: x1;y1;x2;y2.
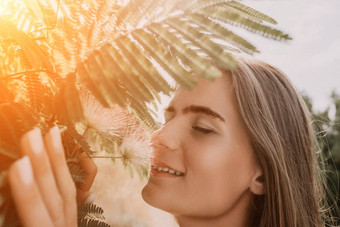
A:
0;1;9;15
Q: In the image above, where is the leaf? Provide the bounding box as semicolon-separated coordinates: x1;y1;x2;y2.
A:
132;29;198;89
54;73;85;124
24;72;46;112
0;102;37;147
148;23;223;80
165;18;238;70
225;1;278;24
187;13;259;55
78;203;110;227
78;218;110;227
78;203;105;220
198;5;292;41
0;19;53;71
62;124;94;158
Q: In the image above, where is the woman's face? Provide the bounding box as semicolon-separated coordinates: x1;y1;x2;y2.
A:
142;75;261;219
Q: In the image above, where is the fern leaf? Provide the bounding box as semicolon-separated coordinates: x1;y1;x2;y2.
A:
0;102;37;147
24;72;45;112
105;40;156;102
0;20;53;71
36;0;58;28
183;0;230;12
61;124;94;158
77;63;112;107
127;92;159;130
78;203;110;227
198;6;291;40
187;14;259;54
78;218;110;227
148;23;223;80
54;73;84;124
86;51;127;106
132;29;198;89
116;0;156;29
166;18;237;70
78;203;105;220
225;1;277;24
21;0;46;27
114;35;171;95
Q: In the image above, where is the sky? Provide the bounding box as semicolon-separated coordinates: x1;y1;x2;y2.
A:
240;0;340;112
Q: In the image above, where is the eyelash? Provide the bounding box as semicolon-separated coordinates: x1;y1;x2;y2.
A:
192;126;214;134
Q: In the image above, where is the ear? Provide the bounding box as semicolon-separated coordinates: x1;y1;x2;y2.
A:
249;167;265;195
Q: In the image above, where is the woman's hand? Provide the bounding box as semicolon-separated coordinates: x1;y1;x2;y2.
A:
8;126;97;227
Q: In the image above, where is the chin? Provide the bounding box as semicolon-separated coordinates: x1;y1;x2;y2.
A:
141;183;177;214
141;183;153;205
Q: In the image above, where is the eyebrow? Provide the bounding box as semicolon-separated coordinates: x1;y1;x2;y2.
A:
165;105;225;122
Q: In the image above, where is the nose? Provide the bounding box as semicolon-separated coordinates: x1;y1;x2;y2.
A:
151;121;181;152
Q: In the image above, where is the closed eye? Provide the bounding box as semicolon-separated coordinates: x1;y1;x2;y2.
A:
192;126;214;134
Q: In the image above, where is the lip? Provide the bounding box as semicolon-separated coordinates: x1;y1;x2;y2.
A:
150;161;184;177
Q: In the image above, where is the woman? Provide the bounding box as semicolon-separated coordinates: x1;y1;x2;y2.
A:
9;57;329;226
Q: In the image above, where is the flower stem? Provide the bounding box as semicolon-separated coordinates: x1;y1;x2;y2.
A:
82;155;124;159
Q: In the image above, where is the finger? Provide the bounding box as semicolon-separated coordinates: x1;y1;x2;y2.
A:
77;152;97;203
20;128;65;227
44;126;77;227
9;156;53;227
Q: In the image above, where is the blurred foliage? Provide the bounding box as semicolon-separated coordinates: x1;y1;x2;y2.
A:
303;92;340;225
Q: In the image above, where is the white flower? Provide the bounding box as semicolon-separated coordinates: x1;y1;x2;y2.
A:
77;88;132;152
118;136;151;179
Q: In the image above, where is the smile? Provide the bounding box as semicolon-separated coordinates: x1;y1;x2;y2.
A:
151;166;184;176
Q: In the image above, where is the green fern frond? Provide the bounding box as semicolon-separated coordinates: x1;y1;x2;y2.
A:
176;0;229;14
78;218;110;227
116;0;157;29
148;23;223;80
78;203;110;227
114;36;171;95
0;102;37;147
225;1;277;24
36;0;58;28
24;72;46;112
0;20;53;71
132;29;198;89
107;40;156;102
54;73;84;124
80;50;127;107
127;92;159;130
61;124;94;158
198;5;291;40
78;203;105;220
187;14;259;55
166;18;237;70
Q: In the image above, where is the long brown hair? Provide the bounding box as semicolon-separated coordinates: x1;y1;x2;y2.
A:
227;57;329;227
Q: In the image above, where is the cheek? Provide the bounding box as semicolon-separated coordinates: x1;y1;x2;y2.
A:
184;142;255;215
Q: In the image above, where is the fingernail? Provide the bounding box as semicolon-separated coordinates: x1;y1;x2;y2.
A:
17;156;33;186
49;125;62;151
27;128;43;155
84;193;96;204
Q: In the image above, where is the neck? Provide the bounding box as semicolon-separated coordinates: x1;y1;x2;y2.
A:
175;190;253;227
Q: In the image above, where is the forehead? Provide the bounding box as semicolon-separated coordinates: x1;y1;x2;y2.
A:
169;75;235;115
